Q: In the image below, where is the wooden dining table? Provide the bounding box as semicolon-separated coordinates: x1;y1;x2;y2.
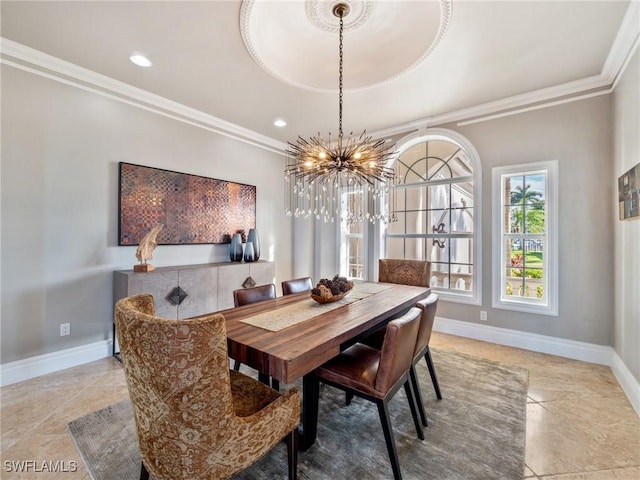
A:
214;281;431;450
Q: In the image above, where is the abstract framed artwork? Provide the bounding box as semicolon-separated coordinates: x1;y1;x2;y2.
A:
618;162;640;221
118;162;256;245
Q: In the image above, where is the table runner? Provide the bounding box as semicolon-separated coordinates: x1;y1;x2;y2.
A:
240;282;392;332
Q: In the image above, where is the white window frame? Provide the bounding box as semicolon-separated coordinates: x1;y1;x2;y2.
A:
381;128;482;305
491;160;558;316
338;189;368;280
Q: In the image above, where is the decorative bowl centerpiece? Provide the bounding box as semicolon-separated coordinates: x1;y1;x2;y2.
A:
310;275;354;304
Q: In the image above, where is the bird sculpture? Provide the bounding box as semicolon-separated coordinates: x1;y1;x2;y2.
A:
134;224;163;272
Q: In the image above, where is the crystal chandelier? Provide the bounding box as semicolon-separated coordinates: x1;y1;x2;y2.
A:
284;2;397;224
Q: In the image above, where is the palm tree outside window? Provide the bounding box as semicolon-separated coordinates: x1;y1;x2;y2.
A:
492;161;558;315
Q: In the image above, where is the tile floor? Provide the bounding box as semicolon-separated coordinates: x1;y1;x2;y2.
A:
1;332;639;479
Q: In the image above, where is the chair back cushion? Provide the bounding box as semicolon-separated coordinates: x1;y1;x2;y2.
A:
378;259;430;287
413;293;439;358
115;294;236;479
233;283;276;307
375;307;421;393
281;277;313;295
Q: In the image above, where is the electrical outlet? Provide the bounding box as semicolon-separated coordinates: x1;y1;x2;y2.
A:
60;322;71;336
480;311;488;321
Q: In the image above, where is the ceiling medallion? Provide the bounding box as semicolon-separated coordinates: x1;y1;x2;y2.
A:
305;0;375;33
284;2;397;224
240;0;452;92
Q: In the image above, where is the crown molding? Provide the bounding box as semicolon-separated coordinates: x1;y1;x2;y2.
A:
455;89;612;127
449;75;610;124
0;38;288;155
603;0;640;83
372;1;640;138
373;73;611;139
3;0;638;153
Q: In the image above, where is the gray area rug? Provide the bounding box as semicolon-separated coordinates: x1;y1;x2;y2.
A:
68;348;528;480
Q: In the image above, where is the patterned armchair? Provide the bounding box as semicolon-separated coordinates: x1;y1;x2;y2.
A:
115;294;300;480
378;259;431;287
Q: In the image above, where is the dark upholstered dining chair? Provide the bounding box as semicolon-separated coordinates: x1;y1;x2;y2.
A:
412;294;442;407
281;277;313;296
233;283;277;307
362;293;442;429
232;283;278;389
378;258;430;287
115;294;300;480
308;307;424;480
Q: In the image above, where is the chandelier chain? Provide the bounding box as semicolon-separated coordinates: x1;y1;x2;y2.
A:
338;11;344;142
283;2;398;224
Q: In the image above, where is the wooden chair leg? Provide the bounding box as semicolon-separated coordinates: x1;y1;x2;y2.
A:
424;348;442;400
286;427;299;480
376;399;403;480
404;377;425;439
140;462;150;480
233;359;241;371
271;378;280;391
409;365;428;427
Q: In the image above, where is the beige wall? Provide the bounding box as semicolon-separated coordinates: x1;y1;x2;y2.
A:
612;48;640;382
296;94;619;347
424;96;614;345
1;65;293;363
2;50;636;378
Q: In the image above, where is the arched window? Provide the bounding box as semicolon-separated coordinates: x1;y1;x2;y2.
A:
383;129;482;304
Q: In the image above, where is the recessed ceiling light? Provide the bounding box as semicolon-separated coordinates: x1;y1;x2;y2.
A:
130;54;152;67
274;119;287;127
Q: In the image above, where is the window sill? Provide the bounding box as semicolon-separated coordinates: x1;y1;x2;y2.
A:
492;300;558;316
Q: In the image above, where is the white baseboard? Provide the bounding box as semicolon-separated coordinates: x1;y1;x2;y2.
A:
611;350;640;417
434;316;613;365
2;321;639;418
0;340;113;387
434;317;640;417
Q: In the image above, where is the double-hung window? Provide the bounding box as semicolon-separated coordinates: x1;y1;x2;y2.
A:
492;161;558;315
339;190;366;279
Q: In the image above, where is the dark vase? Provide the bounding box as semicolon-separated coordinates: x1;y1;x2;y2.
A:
230;234;243;262
247;228;260;261
244;241;256;263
